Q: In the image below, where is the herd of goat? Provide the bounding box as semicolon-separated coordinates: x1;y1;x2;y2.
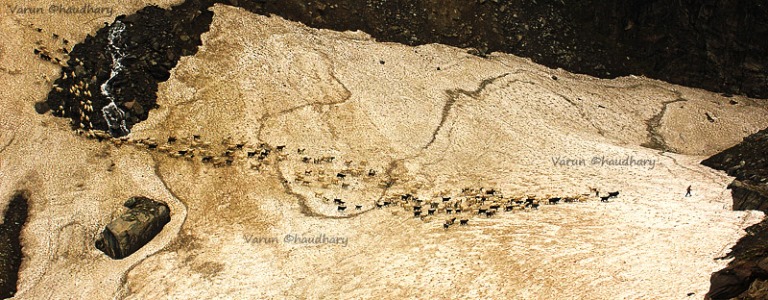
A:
76;132;623;230
330;188;620;229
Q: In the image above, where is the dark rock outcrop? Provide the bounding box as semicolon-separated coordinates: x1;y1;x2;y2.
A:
728;180;768;212
43;0;215;136
702;129;768;299
95;196;170;259
0;192;28;299
703;128;768;212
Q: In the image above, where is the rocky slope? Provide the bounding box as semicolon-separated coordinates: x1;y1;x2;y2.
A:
41;0;768;137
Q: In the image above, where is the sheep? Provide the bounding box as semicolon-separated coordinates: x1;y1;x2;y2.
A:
444;217;457;229
589;187;599;197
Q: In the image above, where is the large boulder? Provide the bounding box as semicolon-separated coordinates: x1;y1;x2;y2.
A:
95;196;170;259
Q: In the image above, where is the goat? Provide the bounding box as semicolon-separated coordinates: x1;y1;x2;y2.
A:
486;209;496;217
459;219;469;225
548;197;561;205
608;191;620;198
430;202;439;209
355;205;363;210
368;169;377;176
376;202;384;209
414;210;422;217
600;196;611;202
276;145;285;151
428;208;436;215
334;198;345;205
336;173;347;179
446;208;453;214
442;197;451;202
413;205;422;212
338;205;347;212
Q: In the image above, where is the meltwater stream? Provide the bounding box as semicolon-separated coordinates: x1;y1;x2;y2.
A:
100;20;130;137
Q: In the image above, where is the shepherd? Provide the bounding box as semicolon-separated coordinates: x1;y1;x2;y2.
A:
685;185;692;197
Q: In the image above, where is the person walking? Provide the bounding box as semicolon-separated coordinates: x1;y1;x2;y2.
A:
685;185;692;197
